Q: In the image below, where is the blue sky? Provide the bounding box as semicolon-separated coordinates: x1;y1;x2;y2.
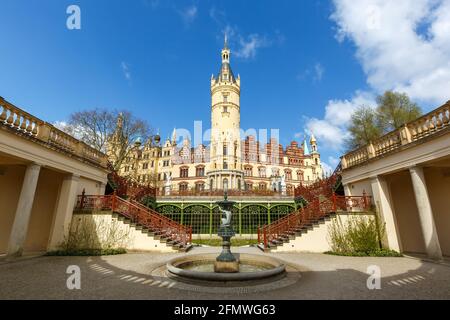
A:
1;0;449;172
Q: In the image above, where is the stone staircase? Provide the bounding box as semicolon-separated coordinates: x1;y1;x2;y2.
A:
75;194;193;252
112;212;192;252
257;193;371;252
257;212;337;252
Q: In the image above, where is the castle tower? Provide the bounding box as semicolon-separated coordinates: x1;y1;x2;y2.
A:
207;36;244;190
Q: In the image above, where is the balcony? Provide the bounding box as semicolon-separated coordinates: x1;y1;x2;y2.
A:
341;101;450;170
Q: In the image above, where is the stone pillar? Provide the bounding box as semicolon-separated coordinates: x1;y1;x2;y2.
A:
6;163;41;257
47;174;80;251
409;166;442;260
370;176;401;252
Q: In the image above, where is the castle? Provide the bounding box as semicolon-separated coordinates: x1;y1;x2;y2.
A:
108;38;323;195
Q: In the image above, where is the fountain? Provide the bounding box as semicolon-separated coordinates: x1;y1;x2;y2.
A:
214;191;239;273
166;191;287;283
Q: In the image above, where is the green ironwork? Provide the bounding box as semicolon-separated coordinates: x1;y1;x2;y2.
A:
155;201;296;239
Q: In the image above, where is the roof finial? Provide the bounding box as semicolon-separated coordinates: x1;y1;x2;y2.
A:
224;33;228;49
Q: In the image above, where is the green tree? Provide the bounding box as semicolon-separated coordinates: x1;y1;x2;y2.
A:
346;91;422;150
346;106;382;151
376;91;422;131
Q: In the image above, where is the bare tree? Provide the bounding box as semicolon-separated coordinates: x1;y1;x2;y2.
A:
62;108;152;171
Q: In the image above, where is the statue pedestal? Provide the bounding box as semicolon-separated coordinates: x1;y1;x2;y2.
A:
215;226;238;273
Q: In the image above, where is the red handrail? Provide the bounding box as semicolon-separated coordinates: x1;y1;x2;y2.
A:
258;195;372;249
75;194;192;247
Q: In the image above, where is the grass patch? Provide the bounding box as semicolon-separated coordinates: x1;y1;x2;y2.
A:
193;239;258;247
325;249;403;257
46;248;127;256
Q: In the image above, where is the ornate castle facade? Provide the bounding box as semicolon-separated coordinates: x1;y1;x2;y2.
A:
109;39;323;195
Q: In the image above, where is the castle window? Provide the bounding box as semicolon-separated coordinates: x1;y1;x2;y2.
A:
245;183;253;191
258;167;266;178
259;183;267;190
195;183;205;192
142;163;149;170
297;171;304;181
223;161;228;170
223;144;228;156
223;106;228;113
244;166;253;177
271;168;280;177
180;167;189;178
285;170;292;180
179;183;188;192
223;179;229;191
196;166;205;177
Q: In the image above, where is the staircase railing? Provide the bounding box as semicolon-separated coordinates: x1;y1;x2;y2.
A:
75;193;192;247
258;194;372;249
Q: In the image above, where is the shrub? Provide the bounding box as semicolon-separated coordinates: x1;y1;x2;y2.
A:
327;214;399;257
53;214;132;256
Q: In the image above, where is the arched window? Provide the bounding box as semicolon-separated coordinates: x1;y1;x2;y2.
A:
223;178;229;191
179;183;188;192
180;167;189;178
195;182;205;192
285;170;292;181
244;166;253;177
258;167;266;178
237;178;241;190
297;171;304;181
196;165;205;177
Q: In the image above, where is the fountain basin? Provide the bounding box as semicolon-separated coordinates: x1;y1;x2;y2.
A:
167;254;286;282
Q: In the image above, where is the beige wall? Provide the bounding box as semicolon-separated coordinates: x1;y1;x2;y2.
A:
24;168;63;252
77;177;103;196
425;167;450;256
345;179;373;198
0;165;25;254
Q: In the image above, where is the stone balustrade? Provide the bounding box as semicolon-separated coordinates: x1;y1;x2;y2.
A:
0;97;107;168
342;101;450;170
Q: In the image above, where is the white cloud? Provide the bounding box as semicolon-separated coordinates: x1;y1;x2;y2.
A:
331;0;450;105
179;5;198;26
235;34;270;59
121;62;131;81
303;0;450;152
314;63;325;82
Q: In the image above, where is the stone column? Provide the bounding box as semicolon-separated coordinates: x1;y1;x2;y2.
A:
47;174;80;251
370;176;401;252
409;166;442;260
6;163;41;257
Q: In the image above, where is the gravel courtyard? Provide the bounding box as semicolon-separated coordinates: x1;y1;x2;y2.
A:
1;247;449;300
